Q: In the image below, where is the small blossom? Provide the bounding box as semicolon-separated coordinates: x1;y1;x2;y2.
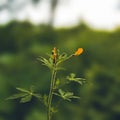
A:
52;47;57;63
74;48;83;56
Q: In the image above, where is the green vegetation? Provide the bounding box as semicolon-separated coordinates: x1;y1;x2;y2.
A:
0;21;120;120
7;47;84;120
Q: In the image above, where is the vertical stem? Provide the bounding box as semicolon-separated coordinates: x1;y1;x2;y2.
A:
48;66;57;120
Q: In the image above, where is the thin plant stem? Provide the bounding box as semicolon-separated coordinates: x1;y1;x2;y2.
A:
48;65;57;120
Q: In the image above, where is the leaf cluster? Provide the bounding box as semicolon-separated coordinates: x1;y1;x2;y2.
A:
66;73;86;85
37;49;71;71
7;87;42;103
54;89;80;102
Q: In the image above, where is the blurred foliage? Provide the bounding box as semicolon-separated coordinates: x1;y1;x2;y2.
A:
0;21;120;120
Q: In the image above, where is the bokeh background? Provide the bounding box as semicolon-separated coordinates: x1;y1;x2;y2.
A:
0;0;120;120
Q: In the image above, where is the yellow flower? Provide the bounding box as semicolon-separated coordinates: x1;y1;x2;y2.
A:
74;48;83;56
52;47;57;63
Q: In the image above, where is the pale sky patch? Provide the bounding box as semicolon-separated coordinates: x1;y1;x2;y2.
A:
0;0;120;30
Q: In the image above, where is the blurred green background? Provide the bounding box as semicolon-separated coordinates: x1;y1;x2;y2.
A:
0;0;120;120
0;21;120;120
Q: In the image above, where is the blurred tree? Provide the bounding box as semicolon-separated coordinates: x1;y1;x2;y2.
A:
49;0;58;26
0;0;41;10
0;0;42;19
0;0;61;26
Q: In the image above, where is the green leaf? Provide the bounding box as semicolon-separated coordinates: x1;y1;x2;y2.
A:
33;93;42;100
56;53;68;65
58;89;65;96
20;95;32;103
70;73;76;78
64;92;73;97
53;79;60;89
30;85;35;93
39;57;53;69
74;78;86;85
16;87;29;93
6;93;28;100
58;53;67;60
71;96;80;99
55;67;65;71
66;73;86;85
53;92;61;97
43;94;48;107
57;89;80;101
51;107;58;113
49;57;53;65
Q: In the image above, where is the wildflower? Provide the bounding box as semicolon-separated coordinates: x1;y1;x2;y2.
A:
74;48;83;56
52;47;57;63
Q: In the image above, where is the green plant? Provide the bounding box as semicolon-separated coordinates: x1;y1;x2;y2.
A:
7;47;85;120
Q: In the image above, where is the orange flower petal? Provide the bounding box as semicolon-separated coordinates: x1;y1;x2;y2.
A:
74;48;83;56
